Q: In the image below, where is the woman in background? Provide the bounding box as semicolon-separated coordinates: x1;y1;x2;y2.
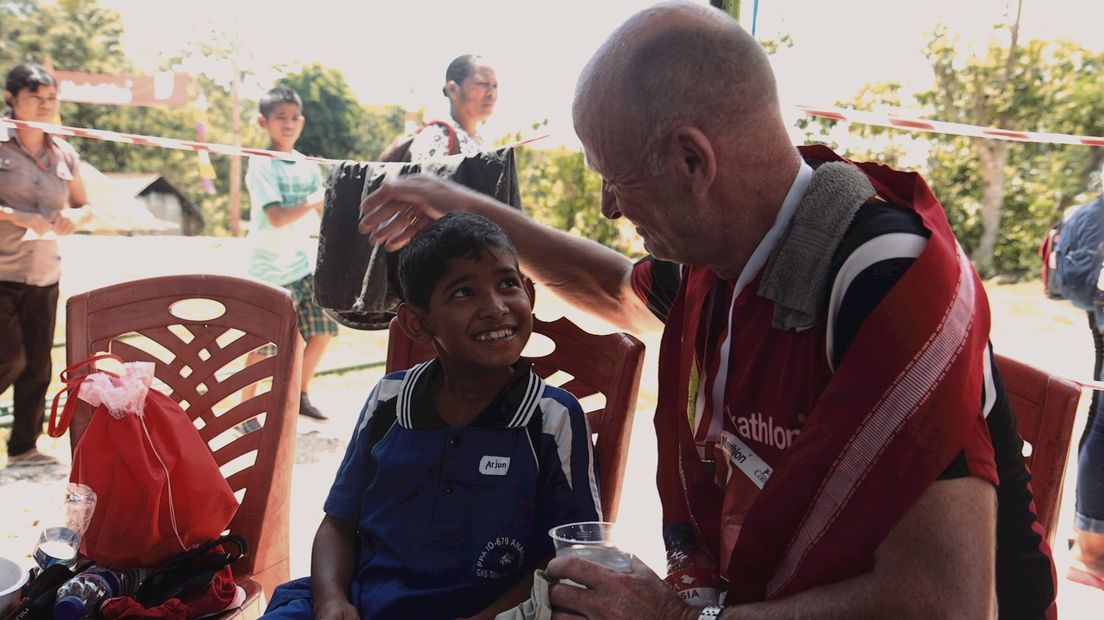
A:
408;54;498;161
0;62;88;466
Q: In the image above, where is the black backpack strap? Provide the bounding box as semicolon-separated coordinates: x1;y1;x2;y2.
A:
365;398;400;448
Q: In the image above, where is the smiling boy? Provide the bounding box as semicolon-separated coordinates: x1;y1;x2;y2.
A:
262;213;601;620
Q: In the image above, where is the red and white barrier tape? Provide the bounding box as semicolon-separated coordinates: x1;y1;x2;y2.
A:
1;116;550;163
798;105;1104;147
4;106;1099;159
2;116;337;163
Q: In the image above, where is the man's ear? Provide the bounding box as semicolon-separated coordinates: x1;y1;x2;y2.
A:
445;80;460;98
396;303;434;343
256;114;268;130
668;126;717;197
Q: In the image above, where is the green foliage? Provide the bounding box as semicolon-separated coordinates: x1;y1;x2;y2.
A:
276;64;362;159
0;0;258;236
357;104;406;161
918;34;1103;276
0;0;125;74
823;26;1103;278
508;123;632;255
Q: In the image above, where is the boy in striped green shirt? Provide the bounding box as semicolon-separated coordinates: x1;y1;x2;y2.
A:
244;85;337;421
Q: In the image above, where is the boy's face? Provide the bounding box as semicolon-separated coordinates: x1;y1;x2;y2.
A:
258;102;305;150
405;247;534;371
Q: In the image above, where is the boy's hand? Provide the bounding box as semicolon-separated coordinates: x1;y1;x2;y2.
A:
313;595;359;620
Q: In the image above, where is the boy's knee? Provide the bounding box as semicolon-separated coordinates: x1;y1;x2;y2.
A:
263;577;315;619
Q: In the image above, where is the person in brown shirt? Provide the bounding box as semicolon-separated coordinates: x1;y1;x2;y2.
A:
0;62;88;466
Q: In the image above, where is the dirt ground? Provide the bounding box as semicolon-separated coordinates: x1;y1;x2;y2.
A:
1;235;1101;616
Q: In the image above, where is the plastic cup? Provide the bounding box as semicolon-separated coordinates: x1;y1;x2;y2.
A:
31;526;80;569
549;521;632;573
63;483;96;535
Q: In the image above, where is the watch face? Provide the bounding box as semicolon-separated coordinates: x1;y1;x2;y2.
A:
697;607;723;620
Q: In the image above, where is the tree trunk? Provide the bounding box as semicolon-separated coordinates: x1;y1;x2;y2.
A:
973;140;1009;274
970;0;1022;275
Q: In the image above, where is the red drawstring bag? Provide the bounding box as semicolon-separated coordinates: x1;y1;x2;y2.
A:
48;354;239;568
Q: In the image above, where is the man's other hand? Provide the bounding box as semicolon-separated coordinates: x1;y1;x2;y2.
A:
546;555;694;620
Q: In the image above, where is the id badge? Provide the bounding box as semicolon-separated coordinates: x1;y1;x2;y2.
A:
56;159;73;181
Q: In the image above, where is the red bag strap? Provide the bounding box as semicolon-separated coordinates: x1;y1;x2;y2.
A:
421;119;459;155
48;353;125;438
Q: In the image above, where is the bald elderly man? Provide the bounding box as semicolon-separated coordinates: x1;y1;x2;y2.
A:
359;2;1056;618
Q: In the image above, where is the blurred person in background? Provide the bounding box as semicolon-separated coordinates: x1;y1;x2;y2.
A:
0;62;88;466
407;54;498;161
1069;162;1104;590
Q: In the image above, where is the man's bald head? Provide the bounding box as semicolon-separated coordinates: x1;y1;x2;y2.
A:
574;1;785;174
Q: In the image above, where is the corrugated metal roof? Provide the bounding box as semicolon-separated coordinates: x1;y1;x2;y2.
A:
78;162;177;234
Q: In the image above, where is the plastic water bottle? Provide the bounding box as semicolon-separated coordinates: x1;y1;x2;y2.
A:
32;483;96;570
662;522;723;607
52;567;146;620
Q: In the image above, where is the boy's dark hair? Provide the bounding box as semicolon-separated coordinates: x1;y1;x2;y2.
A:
5;63;55;97
397;212;519;310
258;85;302;118
442;55;482;97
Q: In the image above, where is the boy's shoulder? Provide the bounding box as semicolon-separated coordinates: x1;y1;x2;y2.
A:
245;154;275;176
378;368;414;397
537;383;584;412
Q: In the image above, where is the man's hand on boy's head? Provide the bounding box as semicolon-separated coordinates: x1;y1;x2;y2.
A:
358;174;471;251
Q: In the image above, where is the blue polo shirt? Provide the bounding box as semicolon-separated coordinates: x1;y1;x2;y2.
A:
322;359;601;619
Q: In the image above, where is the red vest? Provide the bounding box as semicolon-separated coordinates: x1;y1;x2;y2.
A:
654;146;1000;602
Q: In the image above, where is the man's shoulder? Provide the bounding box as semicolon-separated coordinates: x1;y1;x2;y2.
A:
824;201;933;366
829;200;931;274
841;201;929;244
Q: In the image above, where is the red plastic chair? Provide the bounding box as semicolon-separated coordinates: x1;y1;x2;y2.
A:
995;354;1081;548
386;315;645;521
65;274;303;617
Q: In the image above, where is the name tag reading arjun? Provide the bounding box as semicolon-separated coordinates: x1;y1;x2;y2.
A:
479;455;511;476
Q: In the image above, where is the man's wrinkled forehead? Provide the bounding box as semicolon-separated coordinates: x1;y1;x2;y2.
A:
576;121;618;180
573;86;623;178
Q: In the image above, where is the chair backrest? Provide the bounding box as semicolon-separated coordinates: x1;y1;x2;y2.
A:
65;274;303;600
995;353;1081;547
386;316;645;521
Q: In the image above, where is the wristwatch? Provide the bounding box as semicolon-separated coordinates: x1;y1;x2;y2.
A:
697;606;724;619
